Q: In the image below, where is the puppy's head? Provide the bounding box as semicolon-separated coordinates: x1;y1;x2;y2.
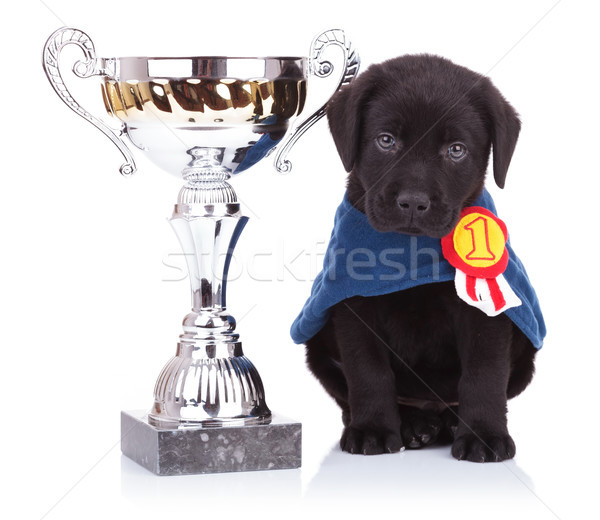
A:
327;55;520;238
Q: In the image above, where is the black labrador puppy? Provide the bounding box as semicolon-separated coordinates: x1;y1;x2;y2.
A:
302;55;540;462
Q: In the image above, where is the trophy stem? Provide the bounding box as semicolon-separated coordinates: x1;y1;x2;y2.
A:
149;171;271;427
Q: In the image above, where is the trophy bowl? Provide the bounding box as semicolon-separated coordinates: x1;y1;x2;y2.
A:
101;56;308;177
43;26;359;474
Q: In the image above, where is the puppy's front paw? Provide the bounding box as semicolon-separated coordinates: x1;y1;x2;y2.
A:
451;432;516;463
341;426;404;455
400;409;442;449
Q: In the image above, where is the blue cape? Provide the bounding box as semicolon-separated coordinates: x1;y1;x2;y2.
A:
290;189;545;349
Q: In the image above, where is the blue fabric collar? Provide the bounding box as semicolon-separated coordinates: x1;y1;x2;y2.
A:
290;189;545;349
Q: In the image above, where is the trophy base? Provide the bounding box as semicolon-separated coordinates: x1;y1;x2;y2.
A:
121;410;301;476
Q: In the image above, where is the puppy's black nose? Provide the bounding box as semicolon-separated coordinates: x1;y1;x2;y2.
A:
396;192;430;213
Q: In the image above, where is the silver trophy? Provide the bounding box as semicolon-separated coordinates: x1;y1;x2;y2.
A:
43;27;359;475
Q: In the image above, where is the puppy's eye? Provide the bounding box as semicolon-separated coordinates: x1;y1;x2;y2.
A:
376;133;396;150
448;142;468;161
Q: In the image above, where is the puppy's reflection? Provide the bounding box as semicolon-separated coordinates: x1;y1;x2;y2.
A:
305;441;535;503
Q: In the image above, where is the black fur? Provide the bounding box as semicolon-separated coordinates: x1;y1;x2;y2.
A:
305;55;537;462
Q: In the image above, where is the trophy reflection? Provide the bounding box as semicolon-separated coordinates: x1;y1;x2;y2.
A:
43;27;358;474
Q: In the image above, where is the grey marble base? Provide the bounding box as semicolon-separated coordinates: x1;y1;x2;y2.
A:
121;410;302;476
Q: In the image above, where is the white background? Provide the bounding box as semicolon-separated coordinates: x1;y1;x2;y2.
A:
2;0;598;518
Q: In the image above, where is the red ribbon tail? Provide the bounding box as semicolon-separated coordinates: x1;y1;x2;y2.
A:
466;275;478;302
487;277;506;311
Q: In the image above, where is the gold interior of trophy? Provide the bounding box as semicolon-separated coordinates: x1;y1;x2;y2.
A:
101;78;307;126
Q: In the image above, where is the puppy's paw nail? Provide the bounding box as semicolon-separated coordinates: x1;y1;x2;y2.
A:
408;438;421;449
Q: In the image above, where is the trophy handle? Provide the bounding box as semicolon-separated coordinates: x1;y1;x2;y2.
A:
274;29;360;173
42;27;137;176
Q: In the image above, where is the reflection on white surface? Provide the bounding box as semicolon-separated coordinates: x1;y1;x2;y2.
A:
303;443;562;519
307;442;534;499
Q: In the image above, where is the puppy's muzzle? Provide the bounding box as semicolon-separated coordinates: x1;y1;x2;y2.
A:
396;191;431;216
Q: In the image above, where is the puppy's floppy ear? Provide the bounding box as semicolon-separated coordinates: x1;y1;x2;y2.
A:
481;79;521;189
326;79;370;172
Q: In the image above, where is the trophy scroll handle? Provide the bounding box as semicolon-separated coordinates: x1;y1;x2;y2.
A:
42;27;137;176
274;29;360;174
